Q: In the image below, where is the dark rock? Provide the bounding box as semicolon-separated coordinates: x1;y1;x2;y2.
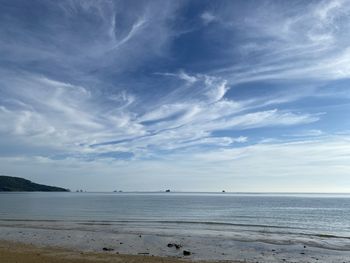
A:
102;247;114;251
304;245;306;248
167;243;182;249
183;250;191;256
175;244;182;249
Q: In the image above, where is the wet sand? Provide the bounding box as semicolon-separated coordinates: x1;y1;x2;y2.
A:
0;241;215;263
0;223;350;263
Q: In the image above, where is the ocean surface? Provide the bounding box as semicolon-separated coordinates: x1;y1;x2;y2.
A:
1;192;350;251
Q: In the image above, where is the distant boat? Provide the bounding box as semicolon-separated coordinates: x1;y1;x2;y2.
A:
222;190;226;193
165;189;171;192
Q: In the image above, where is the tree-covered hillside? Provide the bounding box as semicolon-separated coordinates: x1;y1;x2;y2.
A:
0;176;69;192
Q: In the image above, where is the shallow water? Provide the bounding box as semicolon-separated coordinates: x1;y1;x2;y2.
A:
1;192;350;251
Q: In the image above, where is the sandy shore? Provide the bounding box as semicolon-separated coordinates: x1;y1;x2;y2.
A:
0;222;350;263
0;241;224;263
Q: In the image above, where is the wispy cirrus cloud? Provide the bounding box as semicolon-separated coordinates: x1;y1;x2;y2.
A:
211;0;350;83
0;70;320;158
0;0;349;191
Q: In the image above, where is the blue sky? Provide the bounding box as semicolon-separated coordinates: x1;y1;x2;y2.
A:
0;0;350;192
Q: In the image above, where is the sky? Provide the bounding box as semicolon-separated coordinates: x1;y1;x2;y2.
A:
0;0;350;192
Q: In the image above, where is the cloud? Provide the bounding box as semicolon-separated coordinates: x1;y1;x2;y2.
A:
217;109;320;130
287;129;324;138
1;135;349;192
315;0;344;21
154;70;198;84
0;69;320;161
112;18;147;49
0;72;144;151
210;0;350;84
201;12;217;25
0;1;349;191
178;71;198;83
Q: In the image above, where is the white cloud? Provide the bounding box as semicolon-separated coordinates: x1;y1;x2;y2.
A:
178;71;198;83
212;0;350;84
154;71;198;84
1;135;349;192
201;12;217;24
288;129;324;137
0;1;347;192
0;69;320;160
0;73;144;151
112;18;147;49
203;77;228;102
202;109;320;131
315;0;344;21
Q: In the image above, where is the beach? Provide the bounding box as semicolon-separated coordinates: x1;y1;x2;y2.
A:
1;221;350;263
1;193;350;262
2;0;350;261
0;240;204;263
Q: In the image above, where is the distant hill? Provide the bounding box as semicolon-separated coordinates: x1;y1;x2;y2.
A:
0;175;69;192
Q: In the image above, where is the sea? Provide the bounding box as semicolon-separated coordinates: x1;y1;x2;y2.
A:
0;192;350;253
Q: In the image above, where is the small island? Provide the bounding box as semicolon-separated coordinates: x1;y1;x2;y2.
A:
0;175;69;192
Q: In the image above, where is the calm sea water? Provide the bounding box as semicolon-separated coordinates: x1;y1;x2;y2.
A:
1;192;350;242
